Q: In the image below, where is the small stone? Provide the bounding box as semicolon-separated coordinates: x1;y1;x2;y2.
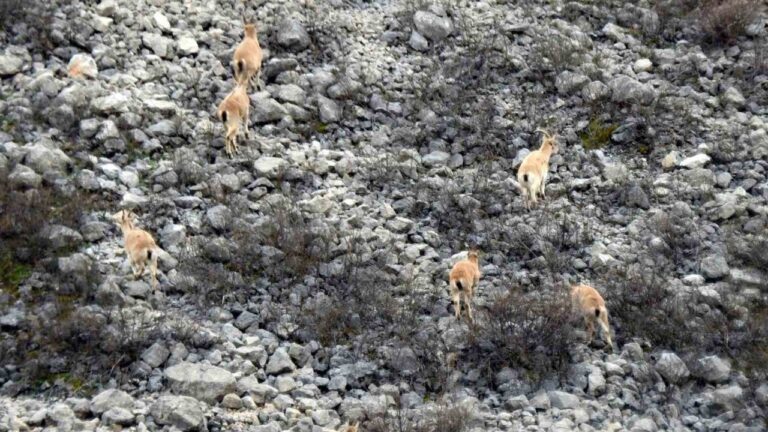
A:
722;87;746;107
151;395;206;431
633;58;653;73
141;342;171;368
102;407;134;426
318;96;341;123
222;393;243;409
679;154;711;169
422;151;450;167
661;151;681;169
693;356;730;383
413;10;453;41
277;19;310;51
0;52;24;76
90;389;134;415
153;11;171;31
701;255;729;280
177;37;199;56
165;362;237;403
548;391;580;409
266;348;297;375
505;395;528;410
712;385;743;412
654;352;689;384
253;156;288;178
67;54;98;79
408;31;429;51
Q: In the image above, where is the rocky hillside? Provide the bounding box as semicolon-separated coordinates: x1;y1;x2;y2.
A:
1;0;767;430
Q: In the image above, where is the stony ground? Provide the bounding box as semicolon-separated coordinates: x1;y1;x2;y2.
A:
0;0;767;431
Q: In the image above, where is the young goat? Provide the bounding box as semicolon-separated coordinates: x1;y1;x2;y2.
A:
571;284;613;349
449;249;481;322
111;209;159;290
516;129;559;209
232;23;264;90
216;83;250;157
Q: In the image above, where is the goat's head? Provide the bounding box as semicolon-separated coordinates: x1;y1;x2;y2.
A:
111;209;136;229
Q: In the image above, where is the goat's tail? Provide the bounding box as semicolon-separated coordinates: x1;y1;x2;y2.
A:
455;280;463;291
595;307;600;317
523;173;529;183
221;111;228;123
234;59;245;78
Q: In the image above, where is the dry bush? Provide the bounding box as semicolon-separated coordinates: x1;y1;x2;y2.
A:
726;233;768;270
463;283;573;381
650;209;702;271
604;257;768;377
530;31;587;76
507;211;593;278
602;259;694;348
698;0;763;43
366;399;473;432
244;196;337;282
299;243;453;390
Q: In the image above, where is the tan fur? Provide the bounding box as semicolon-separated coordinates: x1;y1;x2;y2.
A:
338;422;359;432
216;83;250;157
517;130;559;210
571;284;613;348
449;249;481;322
232;23;264;90
111;210;159;290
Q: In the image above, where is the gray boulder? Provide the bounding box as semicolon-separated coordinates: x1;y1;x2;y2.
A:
413;11;453;41
67;54;98;79
548;391;580;409
151;395;206;431
0;52;24;76
277;19;310;51
654;352;689;384
408;31;429;51
165;362;237;403
205;205;232;232
90;389;134;415
266;348;297;375
142;33;171;58
701;255;729;280
9;164;42;188
251;93;288;123
711;385;743;411
556;71;590;95
23;142;72;174
609;75;656;105
318;96;341;123
693;355;730;383
101;407;134;426
253;157;288;178
141;342;171;368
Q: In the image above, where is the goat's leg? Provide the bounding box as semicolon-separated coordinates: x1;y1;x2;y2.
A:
464;293;474;323
255;69;263;91
243;109;250;140
150;252;158;290
451;288;461;319
584;317;595;345
599;313;613;347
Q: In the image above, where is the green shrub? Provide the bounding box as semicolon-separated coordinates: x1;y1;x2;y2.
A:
579;118;617;150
